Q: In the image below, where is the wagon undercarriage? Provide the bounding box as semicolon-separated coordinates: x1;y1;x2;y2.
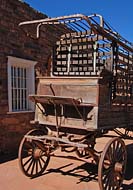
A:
18;94;127;190
19;128;127;190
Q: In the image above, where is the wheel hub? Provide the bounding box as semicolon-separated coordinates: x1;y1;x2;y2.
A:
114;162;123;173
33;148;42;159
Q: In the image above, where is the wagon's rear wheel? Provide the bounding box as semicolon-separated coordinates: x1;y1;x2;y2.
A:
18;129;50;178
98;137;127;190
125;128;133;139
76;143;94;158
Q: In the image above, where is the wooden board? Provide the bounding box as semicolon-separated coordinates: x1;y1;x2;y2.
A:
29;95;81;105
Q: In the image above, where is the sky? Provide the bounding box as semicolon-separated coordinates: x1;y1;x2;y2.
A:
23;0;133;43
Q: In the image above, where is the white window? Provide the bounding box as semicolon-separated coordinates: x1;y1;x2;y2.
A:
8;56;37;112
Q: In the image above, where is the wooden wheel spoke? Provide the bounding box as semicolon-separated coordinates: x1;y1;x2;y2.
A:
23;156;33;167
104;172;113;189
113;173;122;188
40;153;46;157
38;158;43;170
117;148;125;161
113;141;123;161
115;140;120;152
110;183;115;190
31;160;36;176
103;168;112;184
103;167;112;176
105;148;113;162
109;185;114;190
114;172;122;182
112;141;117;160
25;159;34;173
36;160;38;174
40;156;46;164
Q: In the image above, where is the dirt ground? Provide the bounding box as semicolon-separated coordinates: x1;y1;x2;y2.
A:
0;132;133;190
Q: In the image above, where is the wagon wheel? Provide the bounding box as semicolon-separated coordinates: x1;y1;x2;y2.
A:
98;137;127;190
18;129;50;178
76;140;95;158
76;148;87;157
125;128;133;139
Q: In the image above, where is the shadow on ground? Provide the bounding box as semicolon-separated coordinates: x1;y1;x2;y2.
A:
45;160;98;184
125;143;133;180
122;143;133;190
0;152;18;164
42;143;133;189
0;142;132;189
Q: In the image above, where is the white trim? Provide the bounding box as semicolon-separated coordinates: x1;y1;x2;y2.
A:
7;111;34;114
7;56;37;112
7;62;12;112
8;56;37;67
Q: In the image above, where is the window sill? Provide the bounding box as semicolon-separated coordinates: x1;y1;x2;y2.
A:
7;110;35;114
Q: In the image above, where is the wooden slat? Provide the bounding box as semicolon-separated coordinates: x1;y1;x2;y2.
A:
56;56;94;61
56;35;105;45
56;48;94;55
116;65;128;73
118;58;129;65
56;52;111;62
118;52;133;62
116;81;127;86
61;30;93;39
56;44;93;51
98;43;111;49
116;73;128;79
29;95;81;105
98;51;111;57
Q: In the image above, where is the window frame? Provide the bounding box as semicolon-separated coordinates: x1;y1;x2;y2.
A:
7;56;37;112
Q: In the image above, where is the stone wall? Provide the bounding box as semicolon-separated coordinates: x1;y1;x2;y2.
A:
0;0;67;155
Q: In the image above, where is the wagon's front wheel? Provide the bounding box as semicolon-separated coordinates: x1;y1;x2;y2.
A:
98;137;127;190
18;129;50;178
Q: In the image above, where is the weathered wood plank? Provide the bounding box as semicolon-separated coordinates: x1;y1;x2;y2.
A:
118;52;133;62
56;35;105;45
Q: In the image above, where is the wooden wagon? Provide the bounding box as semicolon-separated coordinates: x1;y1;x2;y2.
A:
18;14;133;190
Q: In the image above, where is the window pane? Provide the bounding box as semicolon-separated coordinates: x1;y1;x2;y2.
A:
8;57;35;112
11;66;28;111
